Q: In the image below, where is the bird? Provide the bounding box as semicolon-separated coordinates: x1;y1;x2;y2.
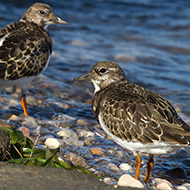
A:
73;61;190;182
0;3;69;117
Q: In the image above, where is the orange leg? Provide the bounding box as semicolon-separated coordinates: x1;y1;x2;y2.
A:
20;93;29;117
144;155;154;183
134;153;141;180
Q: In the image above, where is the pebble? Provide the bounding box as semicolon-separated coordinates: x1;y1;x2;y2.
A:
44;138;61;149
63;138;84;146
32;126;41;136
90;147;104;155
57;128;78;140
4;87;15;94
107;149;129;161
107;163;121;173
166;168;187;179
18;127;30;138
103;177;115;185
63;152;90;168
57;128;84;146
77;129;95;138
176;183;190;190
8;115;19;121
119;163;132;171
26;96;39;106
53;114;76;122
77;119;88;126
22;116;39;128
9;99;19;105
152;178;173;190
117;174;144;188
84;136;109;146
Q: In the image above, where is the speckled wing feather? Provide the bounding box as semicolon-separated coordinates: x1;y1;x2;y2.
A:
93;81;190;145
0;21;52;80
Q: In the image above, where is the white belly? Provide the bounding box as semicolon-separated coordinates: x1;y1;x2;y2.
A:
0;76;35;91
98;112;182;155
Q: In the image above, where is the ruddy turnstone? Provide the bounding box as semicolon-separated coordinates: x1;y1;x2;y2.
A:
0;3;69;117
73;61;190;182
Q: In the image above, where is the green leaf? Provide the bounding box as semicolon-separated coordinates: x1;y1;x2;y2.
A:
10;130;26;145
74;165;101;179
45;147;52;160
42;155;54;167
0;126;13;136
6;146;101;180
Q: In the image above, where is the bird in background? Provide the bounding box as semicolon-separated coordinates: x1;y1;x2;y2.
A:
0;3;69;117
73;61;190;182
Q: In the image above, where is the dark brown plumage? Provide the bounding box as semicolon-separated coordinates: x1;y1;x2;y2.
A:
93;80;190;145
73;61;190;182
0;3;69;116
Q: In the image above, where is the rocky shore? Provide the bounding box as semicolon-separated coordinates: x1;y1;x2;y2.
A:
0;76;190;190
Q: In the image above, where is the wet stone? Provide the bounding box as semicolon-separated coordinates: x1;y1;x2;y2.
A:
176;183;190;190
70;147;94;160
9;99;19;106
119;163;132;172
63;152;90;168
26;96;38;106
45;138;61;149
18;127;30;138
76;119;88;126
10;93;20;99
103;177;116;185
31;126;41;136
57;128;84;146
53;121;74;129
57;128;78;140
90;147;104;155
52;114;76;122
63;138;84;147
153;178;173;190
107;149;130;161
43;98;70;110
117;174;144;188
35;106;56;117
84;136;113;146
8;115;19;121
165;168;187;179
22;116;39;128
76;128;95;138
5;87;15;94
107;163;121;173
174;149;189;158
182;159;190;166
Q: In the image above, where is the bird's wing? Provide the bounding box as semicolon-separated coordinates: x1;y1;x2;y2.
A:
97;82;190;145
0;22;52;80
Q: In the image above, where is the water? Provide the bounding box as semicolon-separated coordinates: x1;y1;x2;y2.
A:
0;0;190;187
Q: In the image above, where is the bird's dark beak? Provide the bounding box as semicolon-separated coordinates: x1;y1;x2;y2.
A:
53;13;70;24
55;16;69;24
73;73;90;81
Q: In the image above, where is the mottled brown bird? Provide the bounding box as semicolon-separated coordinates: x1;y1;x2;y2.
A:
74;61;190;182
0;3;69;116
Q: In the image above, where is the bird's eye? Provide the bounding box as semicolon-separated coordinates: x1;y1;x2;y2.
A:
39;10;46;15
99;68;107;74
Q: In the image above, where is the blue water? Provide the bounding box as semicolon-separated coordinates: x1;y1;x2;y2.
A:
0;0;190;185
